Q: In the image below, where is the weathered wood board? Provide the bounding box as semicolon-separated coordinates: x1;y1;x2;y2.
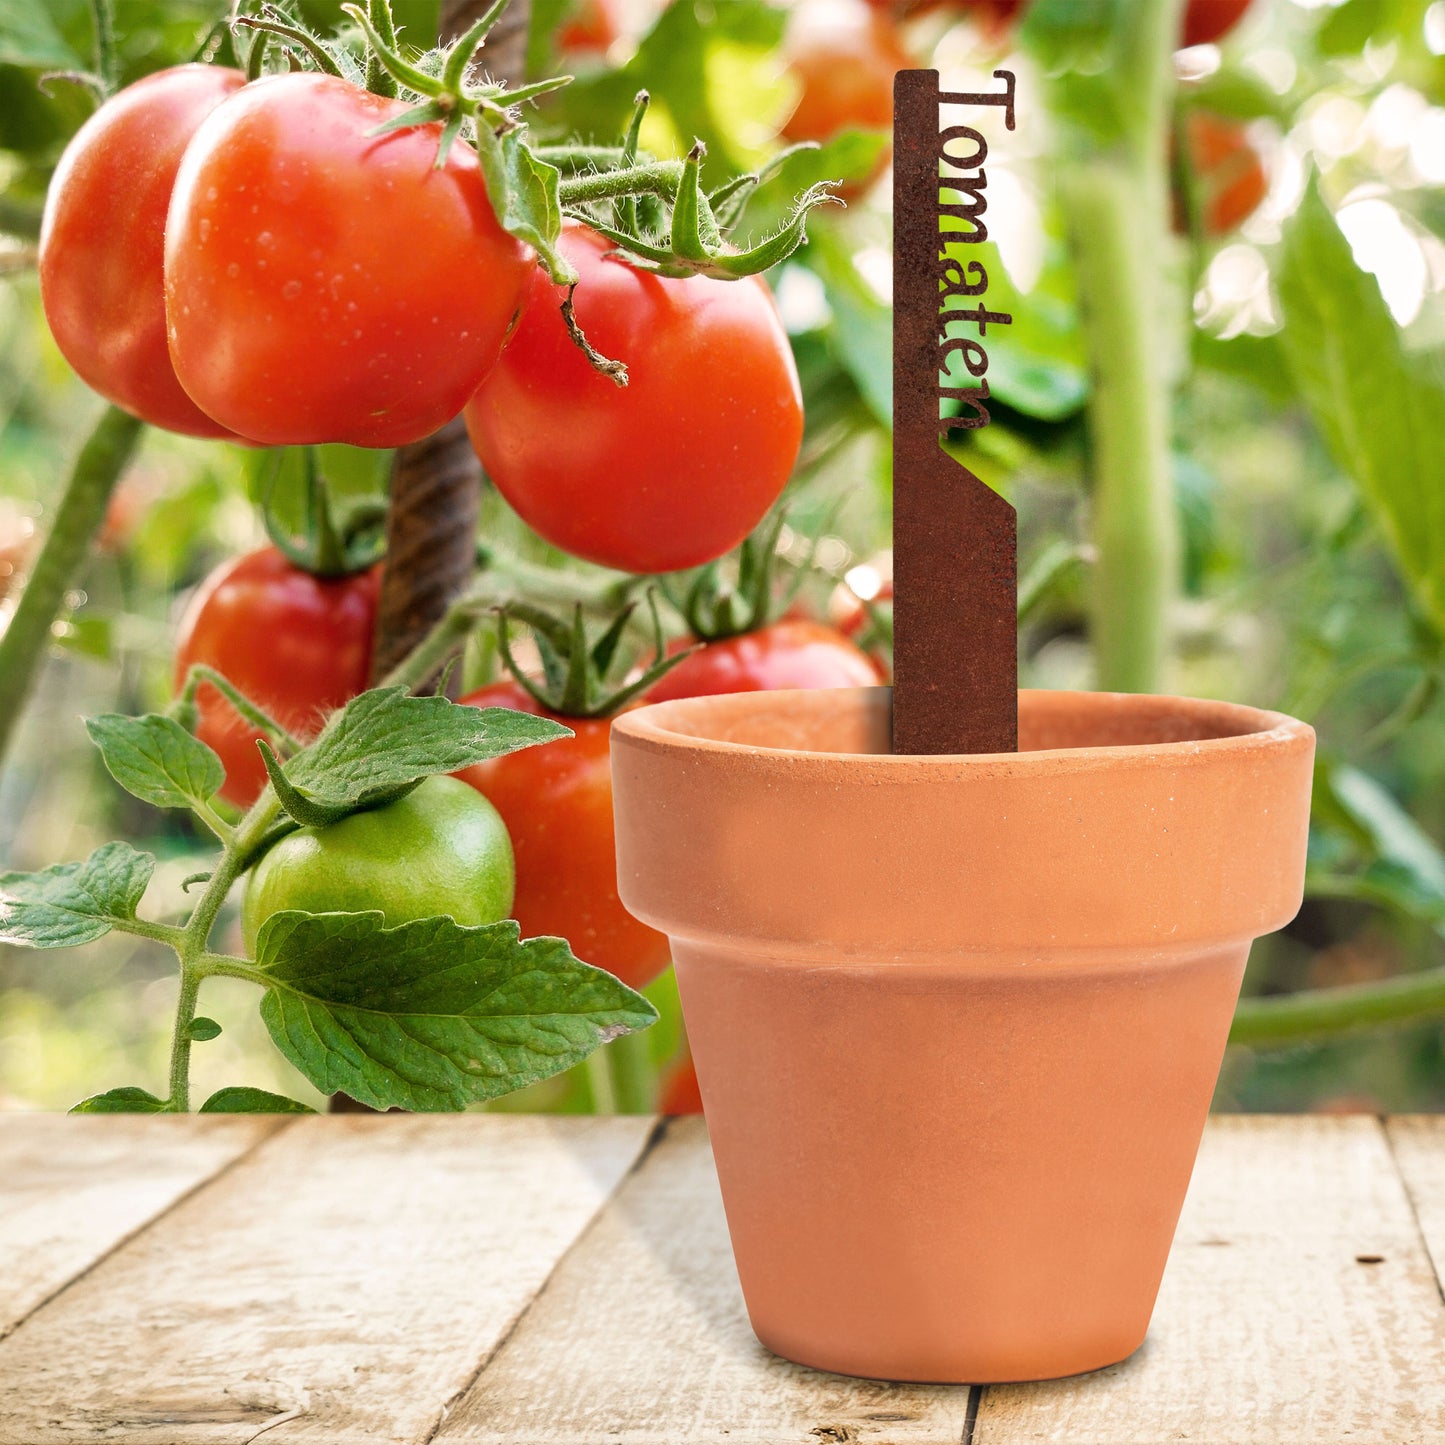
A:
0;1114;654;1445
0;1115;282;1342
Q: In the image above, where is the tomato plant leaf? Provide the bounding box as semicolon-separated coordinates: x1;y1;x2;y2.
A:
1276;180;1445;634
199;1086;315;1114
474;127;573;285
0;0;79;69
85;713;225;813
0;842;155;949
69;1086;168;1114
187;1017;223;1042
251;910;658;1111
269;686;569;825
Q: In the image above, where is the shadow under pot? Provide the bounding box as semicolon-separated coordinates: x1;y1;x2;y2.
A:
610;686;1315;1384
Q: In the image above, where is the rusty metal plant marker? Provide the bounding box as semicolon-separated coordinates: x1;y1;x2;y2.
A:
891;68;1018;756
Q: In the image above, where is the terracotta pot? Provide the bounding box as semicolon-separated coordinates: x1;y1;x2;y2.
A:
611;687;1314;1383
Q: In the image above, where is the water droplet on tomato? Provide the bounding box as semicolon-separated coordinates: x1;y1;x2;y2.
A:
198;219;211;241
226;263;240;279
282;280;303;300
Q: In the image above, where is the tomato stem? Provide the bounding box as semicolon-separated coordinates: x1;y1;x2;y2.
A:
604;1029;655;1114
88;0;117;95
0;405;143;776
1230;966;1445;1048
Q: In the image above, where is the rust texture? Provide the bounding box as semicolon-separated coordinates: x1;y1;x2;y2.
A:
891;68;1018;755
367;0;530;687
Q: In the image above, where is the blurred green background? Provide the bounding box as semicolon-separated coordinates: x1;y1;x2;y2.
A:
2;0;1444;1113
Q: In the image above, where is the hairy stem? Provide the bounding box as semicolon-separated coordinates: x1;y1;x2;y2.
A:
0;406;143;772
166;792;282;1110
558;161;685;205
1230;967;1445;1048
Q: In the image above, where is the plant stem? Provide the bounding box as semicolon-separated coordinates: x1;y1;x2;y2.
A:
0;406;143;773
1066;165;1177;692
165;793;282;1110
89;0;118;93
167;969;202;1111
1230;968;1445;1048
1053;0;1183;693
558;161;685;205
605;1029;655;1114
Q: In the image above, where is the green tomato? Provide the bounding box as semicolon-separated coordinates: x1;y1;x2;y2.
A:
241;775;515;952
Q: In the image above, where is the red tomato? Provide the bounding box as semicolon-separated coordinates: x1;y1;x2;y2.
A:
1181;0;1253;47
39;65;245;439
659;1050;703;1115
1180;111;1268;235
454;680;671;991
464;222;802;574
647;619;880;703
173;547;381;808
781;0;909;159
165;73;534;448
559;0;622;52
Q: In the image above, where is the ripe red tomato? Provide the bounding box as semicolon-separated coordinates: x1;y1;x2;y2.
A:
165;73;534;448
39;65;245;439
646;619;881;703
659;1050;703;1115
1180;111;1268;235
173;547;381;808
781;0;909;156
464;222;803;574
454;680;671;991
1182;0;1253;47
559;0;621;53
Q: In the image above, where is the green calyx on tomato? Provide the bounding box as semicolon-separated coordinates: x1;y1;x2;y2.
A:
241;775;515;953
258;448;387;580
663;509;801;643
496;597;693;720
454;680;671;993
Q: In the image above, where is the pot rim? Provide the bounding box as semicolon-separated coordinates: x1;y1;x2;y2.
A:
611;686;1311;773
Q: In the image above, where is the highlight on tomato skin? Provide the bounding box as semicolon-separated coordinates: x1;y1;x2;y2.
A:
163;72;535;450
465;221;804;576
171;547;382;809
38;64;246;440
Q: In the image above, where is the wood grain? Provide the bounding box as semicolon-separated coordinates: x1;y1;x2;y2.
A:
1386;1115;1445;1297
0;1115;282;1342
437;1116;972;1445
974;1115;1445;1444
0;1114;654;1445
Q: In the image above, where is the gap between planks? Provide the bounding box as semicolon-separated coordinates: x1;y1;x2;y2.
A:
0;1114;292;1344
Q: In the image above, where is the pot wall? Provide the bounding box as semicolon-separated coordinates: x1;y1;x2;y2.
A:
610;687;1315;1382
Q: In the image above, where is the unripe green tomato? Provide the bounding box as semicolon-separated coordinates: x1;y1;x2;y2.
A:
241;775;515;953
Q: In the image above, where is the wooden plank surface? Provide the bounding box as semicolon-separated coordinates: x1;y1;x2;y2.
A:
437;1116;973;1445
974;1115;1445;1444
0;1114;655;1445
0;1115;283;1342
1386;1115;1445;1298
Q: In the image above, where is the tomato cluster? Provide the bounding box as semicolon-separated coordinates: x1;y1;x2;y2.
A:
41;66;533;449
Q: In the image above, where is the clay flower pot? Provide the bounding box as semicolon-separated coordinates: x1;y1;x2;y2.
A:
611;686;1314;1384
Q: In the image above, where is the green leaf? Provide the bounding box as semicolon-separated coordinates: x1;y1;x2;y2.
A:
806;224;893;430
199;1087;315;1114
1276;180;1445;633
0;843;155;949
269;687;569;827
475;128;573;284
1311;761;1445;929
70;1087;168;1115
0;0;79;68
252;911;658;1111
86;713;225;813
187;1017;223;1042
